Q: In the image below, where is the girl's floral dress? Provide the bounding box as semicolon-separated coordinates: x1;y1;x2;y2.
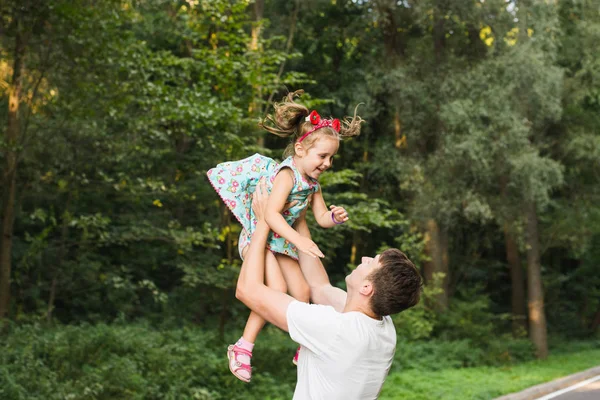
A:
207;153;319;260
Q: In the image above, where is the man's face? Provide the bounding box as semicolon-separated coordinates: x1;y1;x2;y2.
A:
346;254;382;290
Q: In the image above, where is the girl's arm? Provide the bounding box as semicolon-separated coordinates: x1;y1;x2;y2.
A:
311;188;349;228
265;170;324;258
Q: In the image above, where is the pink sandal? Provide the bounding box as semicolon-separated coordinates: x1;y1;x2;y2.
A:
227;344;252;383
292;346;300;366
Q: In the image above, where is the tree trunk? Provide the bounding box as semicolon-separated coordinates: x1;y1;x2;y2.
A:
264;0;300;110
590;305;600;333
47;202;71;322
394;110;406;149
219;288;229;342
249;0;264;53
350;231;360;266
351;126;371;267
47;276;57;321
0;29;26;320
218;206;233;339
439;225;449;307
374;1;407;149
375;0;405;61
249;0;265;146
423;220;439;282
525;202;548;359
423;219;449;309
504;223;527;336
433;1;447;64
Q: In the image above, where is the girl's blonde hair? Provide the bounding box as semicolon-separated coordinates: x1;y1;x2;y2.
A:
260;90;363;158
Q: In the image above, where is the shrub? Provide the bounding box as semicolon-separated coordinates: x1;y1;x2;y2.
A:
0;322;295;400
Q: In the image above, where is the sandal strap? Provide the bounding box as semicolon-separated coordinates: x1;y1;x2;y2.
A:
231;344;253;358
233;362;252;373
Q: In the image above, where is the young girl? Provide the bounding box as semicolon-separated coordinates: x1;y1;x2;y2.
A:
206;90;362;382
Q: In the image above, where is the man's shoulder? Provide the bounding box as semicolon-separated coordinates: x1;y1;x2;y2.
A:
288;300;339;316
286;301;343;348
341;313;397;340
287;301;343;332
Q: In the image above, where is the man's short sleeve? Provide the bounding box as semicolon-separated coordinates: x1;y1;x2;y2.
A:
286;300;341;357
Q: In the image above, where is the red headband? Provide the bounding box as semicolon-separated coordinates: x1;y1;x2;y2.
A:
298;110;341;143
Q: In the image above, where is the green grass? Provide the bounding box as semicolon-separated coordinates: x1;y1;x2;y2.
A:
380;347;600;400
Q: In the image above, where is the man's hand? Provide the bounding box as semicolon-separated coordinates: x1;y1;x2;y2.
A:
251;176;299;223
252;178;270;221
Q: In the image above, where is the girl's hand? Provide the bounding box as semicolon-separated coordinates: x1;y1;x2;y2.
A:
330;205;349;224
294;236;325;258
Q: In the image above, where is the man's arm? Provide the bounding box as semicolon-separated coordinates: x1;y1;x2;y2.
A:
295;216;347;312
235;180;295;332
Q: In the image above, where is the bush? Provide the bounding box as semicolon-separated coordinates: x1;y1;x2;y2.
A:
393;337;535;372
0;322;295;400
0;317;541;400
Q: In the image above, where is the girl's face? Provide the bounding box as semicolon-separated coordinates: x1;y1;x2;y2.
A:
295;136;339;180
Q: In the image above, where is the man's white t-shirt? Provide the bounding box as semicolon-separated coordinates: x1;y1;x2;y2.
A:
286;300;396;400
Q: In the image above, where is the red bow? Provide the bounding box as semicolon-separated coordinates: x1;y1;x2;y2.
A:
308;110;321;125
331;118;340;132
301;110;341;143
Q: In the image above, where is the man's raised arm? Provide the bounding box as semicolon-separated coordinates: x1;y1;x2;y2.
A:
294;216;347;312
235;180;295;331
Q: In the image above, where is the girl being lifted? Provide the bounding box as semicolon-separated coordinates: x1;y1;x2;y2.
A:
207;90;362;382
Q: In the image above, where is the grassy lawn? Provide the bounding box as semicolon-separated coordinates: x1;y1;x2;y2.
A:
380;347;600;400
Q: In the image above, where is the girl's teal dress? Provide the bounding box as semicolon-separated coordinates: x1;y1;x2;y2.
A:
207;154;319;260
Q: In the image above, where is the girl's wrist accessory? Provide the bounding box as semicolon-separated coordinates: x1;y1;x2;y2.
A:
332;212;344;225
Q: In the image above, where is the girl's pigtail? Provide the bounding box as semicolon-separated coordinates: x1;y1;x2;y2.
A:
339;104;364;139
260;90;310;138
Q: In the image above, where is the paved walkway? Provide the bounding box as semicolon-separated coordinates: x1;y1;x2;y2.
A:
494;366;600;400
537;375;600;400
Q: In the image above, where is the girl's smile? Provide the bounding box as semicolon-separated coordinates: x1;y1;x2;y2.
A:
296;137;339;181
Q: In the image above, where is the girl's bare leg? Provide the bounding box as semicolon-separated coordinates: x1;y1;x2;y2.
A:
276;254;310;303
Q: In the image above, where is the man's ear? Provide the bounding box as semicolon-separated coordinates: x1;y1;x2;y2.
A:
294;141;305;157
359;281;374;297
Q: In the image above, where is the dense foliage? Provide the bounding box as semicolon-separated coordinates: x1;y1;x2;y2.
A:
1;0;599;397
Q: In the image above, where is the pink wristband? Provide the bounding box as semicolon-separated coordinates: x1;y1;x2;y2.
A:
332;212;344;225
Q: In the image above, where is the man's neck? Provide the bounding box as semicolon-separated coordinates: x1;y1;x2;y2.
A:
342;297;381;321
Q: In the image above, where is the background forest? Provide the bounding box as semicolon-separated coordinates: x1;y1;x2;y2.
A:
1;1;599;399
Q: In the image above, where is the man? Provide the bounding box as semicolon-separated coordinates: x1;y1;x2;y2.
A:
236;180;423;399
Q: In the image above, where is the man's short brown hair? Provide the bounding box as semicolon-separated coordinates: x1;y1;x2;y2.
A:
368;249;423;316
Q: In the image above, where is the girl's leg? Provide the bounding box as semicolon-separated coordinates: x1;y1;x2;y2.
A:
275;254;310;303
275;254;310;365
228;249;287;382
